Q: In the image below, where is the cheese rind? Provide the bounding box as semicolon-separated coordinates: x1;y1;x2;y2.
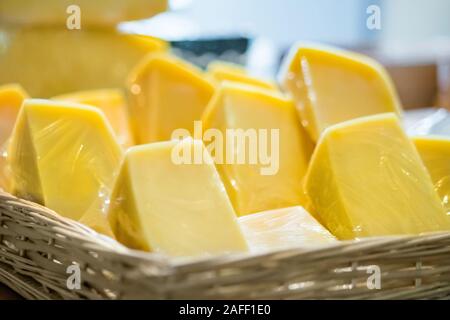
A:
8;99;123;236
0;28;167;97
0;0;167;26
0;84;28;191
413;136;450;215
53;89;134;149
239;206;337;252
128;54;215;144
207;61;277;90
107;139;248;256
279;43;402;141
202;82;314;216
304;113;450;239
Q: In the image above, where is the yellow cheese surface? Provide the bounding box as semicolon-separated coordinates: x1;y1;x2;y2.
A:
0;0;167;26
107;139;248;257
0;84;28;191
53;89;134;149
202;82;314;216
0;27;167;97
128;54;215;144
207;61;277;90
304;113;450;240
239;206;337;252
8;99;123;236
279;44;402;141
413;136;450;215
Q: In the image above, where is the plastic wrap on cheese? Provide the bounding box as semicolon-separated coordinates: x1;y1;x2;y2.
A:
127;53;215;144
107;138;248;257
52;89;135;149
202;82;314;216
0;84;27;191
8;99;123;237
304;113;450;240
278;43;402;142
413;136;450;215
404;108;450;136
239;206;337;253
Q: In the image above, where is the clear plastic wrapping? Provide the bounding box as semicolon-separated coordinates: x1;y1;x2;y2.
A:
238;206;337;253
404;108;450;136
304;113;450;240
7;99;123;237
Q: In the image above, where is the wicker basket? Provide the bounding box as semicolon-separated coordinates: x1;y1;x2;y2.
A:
1;190;450;300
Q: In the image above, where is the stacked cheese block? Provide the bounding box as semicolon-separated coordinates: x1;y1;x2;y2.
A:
0;0;168;97
1;24;450;257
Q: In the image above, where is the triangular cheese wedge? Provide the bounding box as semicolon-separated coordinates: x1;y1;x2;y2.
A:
304;113;450;239
202;82;314;216
128;54;215;144
279;43;402;141
107;139;248;256
8;99;123;236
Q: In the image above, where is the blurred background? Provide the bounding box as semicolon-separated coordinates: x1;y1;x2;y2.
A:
122;0;450;110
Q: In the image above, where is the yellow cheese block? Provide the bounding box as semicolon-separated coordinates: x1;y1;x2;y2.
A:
413;136;450;215
0;27;167;98
202;82;314;216
279;43;402;141
0;84;28;191
128;54;215;144
304;113;450;240
0;0;167;26
53;89;134;149
238;206;337;252
107;139;248;257
8;99;123;237
207;61;277;90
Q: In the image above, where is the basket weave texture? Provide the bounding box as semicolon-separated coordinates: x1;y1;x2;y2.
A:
1;191;450;300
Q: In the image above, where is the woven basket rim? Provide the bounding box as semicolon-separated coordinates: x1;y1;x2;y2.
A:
2;189;450;270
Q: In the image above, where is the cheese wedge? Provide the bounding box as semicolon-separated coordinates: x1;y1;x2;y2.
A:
304;113;450;240
239;206;337;252
202;82;314;216
0;0;167;26
8;99;123;237
128;54;215;144
107;139;248;256
207;61;277;90
279;43;402;141
0;27;167;98
53;89;134;149
0;84;28;191
413;136;450;215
